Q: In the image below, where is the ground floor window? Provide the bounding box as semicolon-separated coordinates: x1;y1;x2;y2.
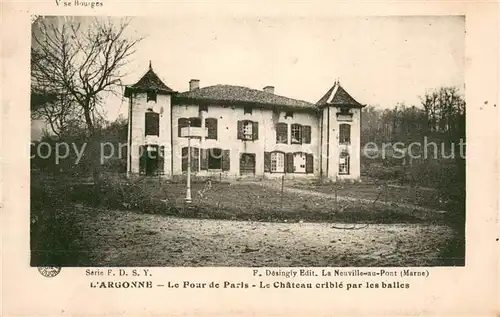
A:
265;151;313;174
182;147;200;172
208;148;222;169
271;152;285;173
339;150;350;175
293;152;306;173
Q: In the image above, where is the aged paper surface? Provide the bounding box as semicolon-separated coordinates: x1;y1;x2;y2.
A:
1;0;499;316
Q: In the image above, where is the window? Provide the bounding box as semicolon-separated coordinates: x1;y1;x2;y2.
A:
243;121;252;139
291;124;302;144
145;111;160;136
147;90;157;102
178;118;189;137
182;147;200;172
179;117;202;137
270;152;285;173
205;118;218;140
339;150;350;175
276;123;288;144
302;125;311;144
199;104;208;112
244;105;252;115
237;120;258;140
201;148;230;171
208;148;222;169
339;124;351;144
190;117;202;127
293;152;306;173
339;107;350;115
285;111;293;118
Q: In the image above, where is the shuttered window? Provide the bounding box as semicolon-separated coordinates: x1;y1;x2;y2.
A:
291;124;302;144
139;145;146;175
302;125;311;144
271;152;285;173
200;148;208;170
178;118;189;137
208;148;222;169
145;112;160;136
237;120;258;141
264;152;271;172
339;124;351;144
306;153;313;174
157;146;165;174
206;118;218;140
285;152;294;173
222;150;230;171
339;150;350;175
181;147;200;172
276;123;288;144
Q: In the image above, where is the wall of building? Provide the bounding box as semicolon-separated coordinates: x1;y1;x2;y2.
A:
319;106;361;180
171;103;320;178
128;92;172;175
128;92;361;181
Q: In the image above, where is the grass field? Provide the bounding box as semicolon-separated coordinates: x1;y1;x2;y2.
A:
30;173;464;267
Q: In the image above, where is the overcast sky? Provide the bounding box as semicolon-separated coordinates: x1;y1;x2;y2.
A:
32;15;465;137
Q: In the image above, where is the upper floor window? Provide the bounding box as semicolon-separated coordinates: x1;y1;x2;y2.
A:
205;118;218;140
276;123;288;144
199;104;208;112
291;124;302;144
302;125;311;144
339;124;351;144
285;111;293;118
237;120;258;141
339;107;350;115
147;90;157;103
190;117;202;127
244;105;252;115
178;117;202;137
145;111;160;136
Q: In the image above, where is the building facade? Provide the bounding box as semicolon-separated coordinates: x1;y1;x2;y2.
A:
124;63;365;181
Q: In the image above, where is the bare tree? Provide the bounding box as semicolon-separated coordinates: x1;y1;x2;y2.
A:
31;17;142;180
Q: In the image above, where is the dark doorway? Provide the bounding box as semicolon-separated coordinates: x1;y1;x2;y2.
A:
239;153;256;175
208;148;222;169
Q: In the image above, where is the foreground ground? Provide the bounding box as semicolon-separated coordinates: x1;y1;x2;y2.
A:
31;174;464;267
69;205;453;267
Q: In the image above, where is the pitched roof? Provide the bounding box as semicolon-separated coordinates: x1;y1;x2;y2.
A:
125;63;174;96
174;85;316;110
316;82;364;108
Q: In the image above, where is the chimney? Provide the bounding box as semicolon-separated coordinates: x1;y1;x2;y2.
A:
189;79;200;91
263;86;274;94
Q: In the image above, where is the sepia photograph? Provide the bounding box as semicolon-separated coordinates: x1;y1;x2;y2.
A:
30;15;466;268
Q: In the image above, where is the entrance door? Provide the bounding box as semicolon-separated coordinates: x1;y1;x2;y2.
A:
145;145;158;176
239;153;256;176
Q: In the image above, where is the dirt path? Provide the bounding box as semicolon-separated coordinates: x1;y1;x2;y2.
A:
259;181;446;213
79;206;453;267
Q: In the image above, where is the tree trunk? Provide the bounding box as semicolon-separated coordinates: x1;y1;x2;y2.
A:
82;102;101;184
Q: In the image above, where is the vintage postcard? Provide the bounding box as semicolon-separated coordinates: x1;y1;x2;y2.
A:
1;0;499;316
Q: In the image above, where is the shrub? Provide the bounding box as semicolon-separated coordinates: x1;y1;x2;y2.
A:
30;180;91;266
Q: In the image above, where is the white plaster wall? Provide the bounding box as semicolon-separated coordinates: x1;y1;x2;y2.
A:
171;104;321;178
129;93;172;176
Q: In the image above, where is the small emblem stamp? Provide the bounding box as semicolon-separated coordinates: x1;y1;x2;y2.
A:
38;266;61;278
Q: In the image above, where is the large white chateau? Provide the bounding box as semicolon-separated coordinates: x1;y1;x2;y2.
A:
124;63;365;180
